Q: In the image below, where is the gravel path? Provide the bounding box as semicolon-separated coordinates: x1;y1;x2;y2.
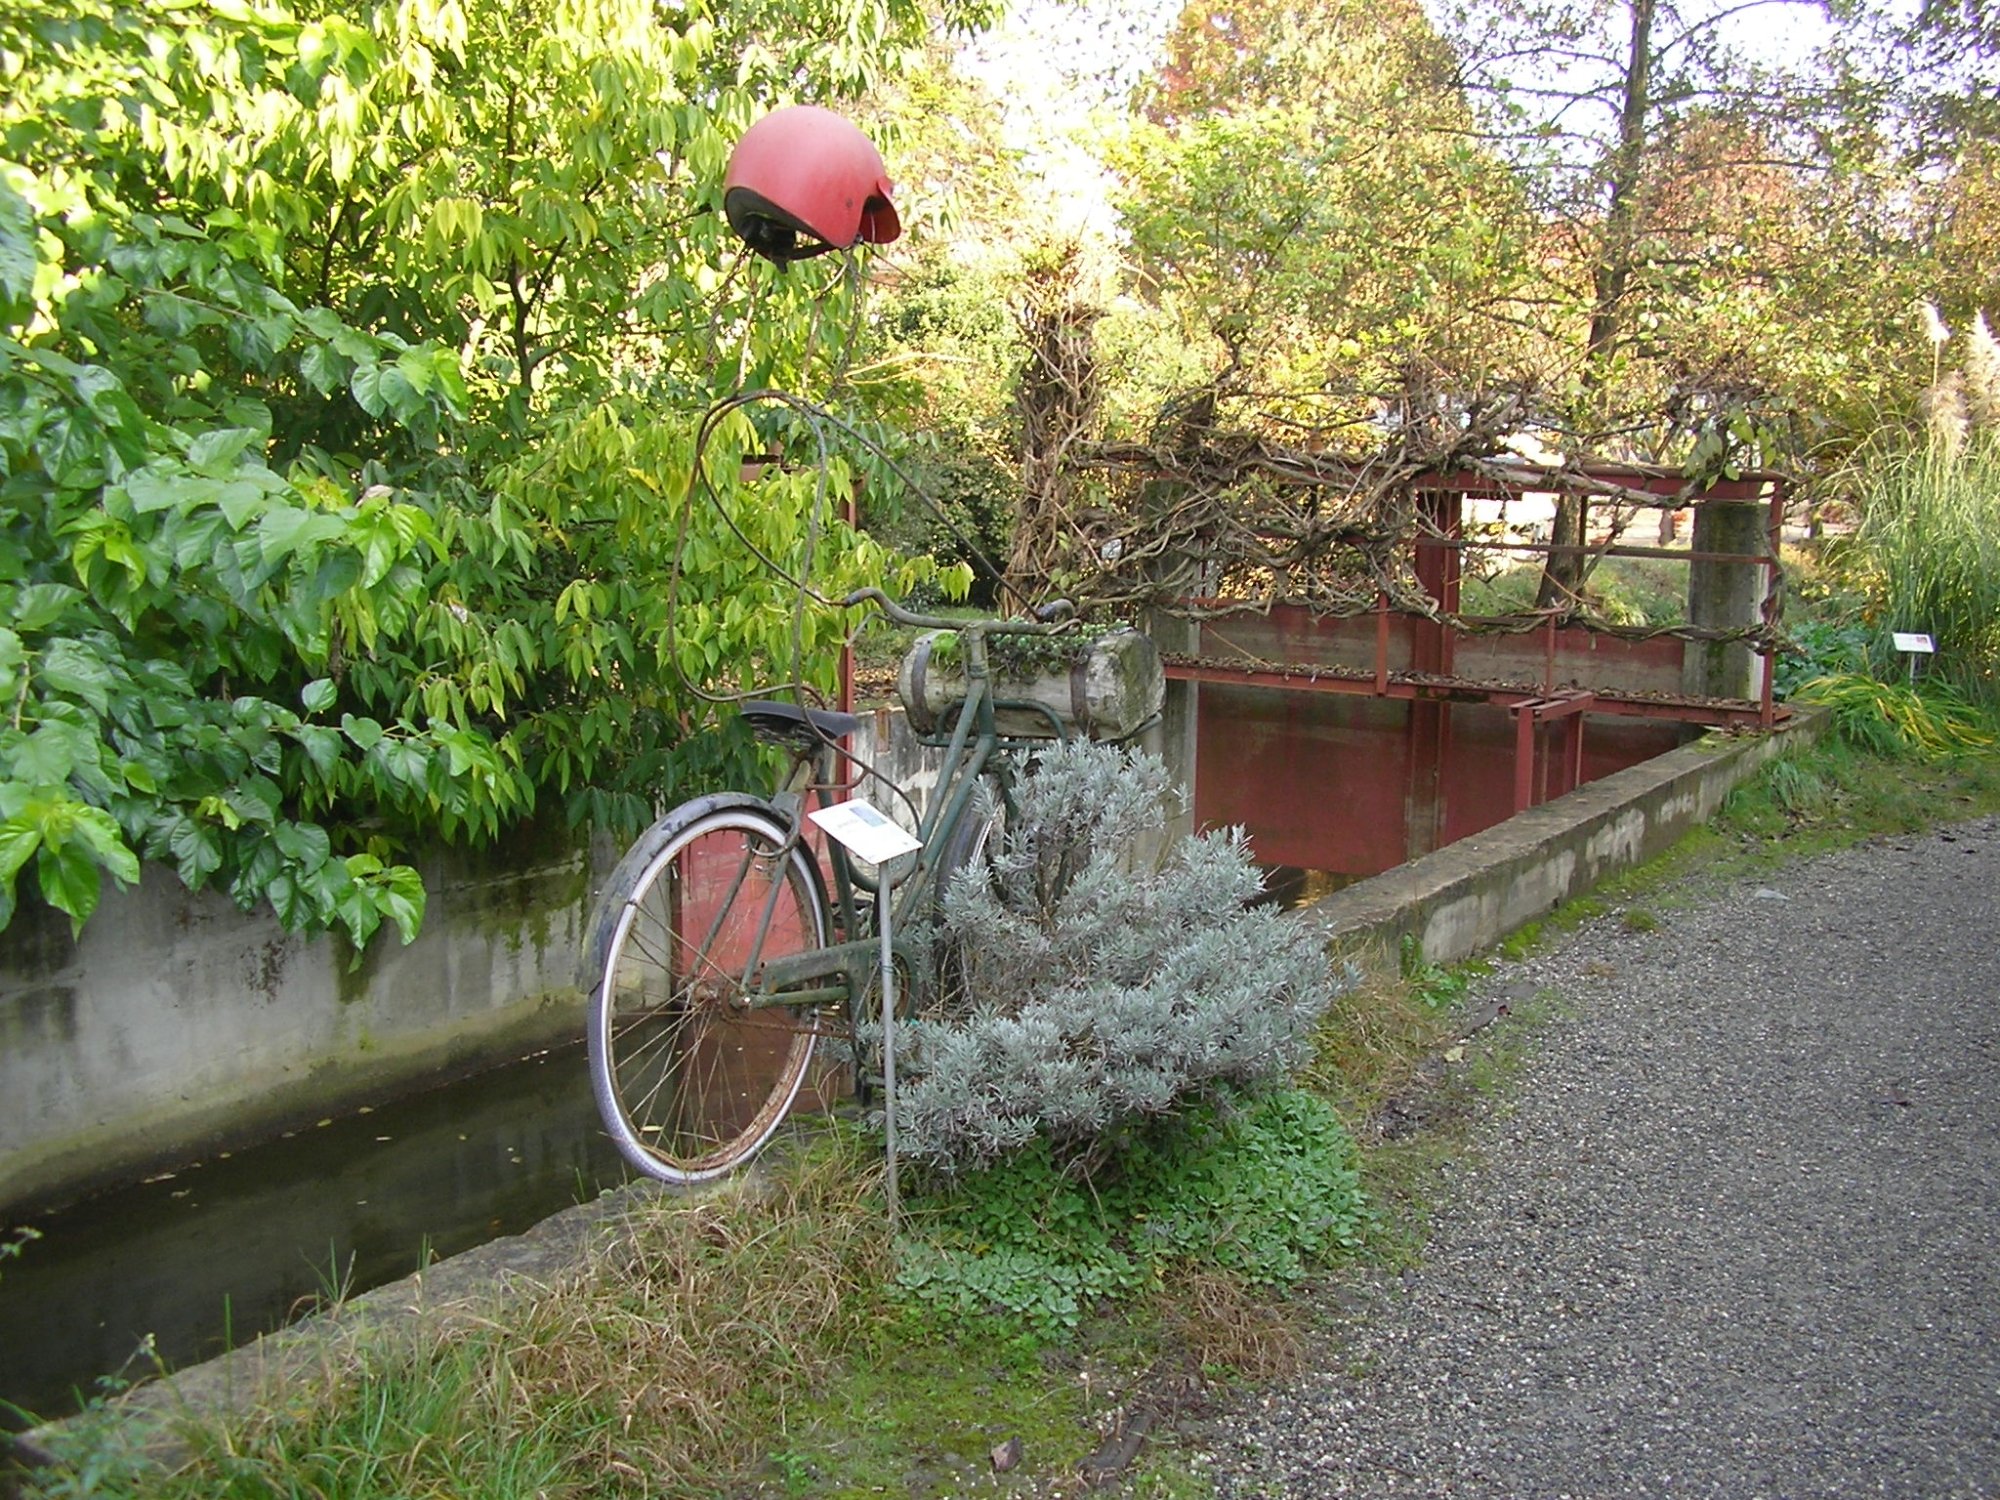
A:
1204;816;2000;1499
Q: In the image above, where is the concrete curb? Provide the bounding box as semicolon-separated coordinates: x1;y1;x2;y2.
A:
9;1178;672;1474
1293;712;1824;969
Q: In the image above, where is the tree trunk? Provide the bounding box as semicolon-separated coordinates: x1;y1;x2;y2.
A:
1537;0;1656;611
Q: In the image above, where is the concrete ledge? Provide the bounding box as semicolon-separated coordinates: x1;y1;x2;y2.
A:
10;1178;676;1473
1293;712;1824;968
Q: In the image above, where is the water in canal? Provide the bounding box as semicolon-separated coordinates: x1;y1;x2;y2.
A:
0;1043;628;1430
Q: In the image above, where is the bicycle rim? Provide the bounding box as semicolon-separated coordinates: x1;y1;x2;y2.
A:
588;805;827;1183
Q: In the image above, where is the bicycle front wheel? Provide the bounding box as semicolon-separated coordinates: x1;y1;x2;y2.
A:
583;795;831;1184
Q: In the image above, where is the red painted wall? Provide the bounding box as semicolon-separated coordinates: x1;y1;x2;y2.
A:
1190;605;1688;877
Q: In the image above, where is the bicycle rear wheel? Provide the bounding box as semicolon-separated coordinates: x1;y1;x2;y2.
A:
583;795;831;1184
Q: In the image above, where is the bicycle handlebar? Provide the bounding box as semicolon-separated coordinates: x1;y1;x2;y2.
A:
840;587;1077;636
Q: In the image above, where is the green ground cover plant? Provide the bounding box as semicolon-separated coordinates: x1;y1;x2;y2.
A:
896;1088;1369;1341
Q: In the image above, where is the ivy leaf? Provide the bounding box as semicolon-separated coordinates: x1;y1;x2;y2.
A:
272;820;331;871
223;777;281;826
11;583;83;632
39;640;115;714
266;869;307;929
36;413;102;489
37;838;103;935
0;813;39;886
257;504;350;564
376;863;427;943
0;179;35;325
350;359;389;417
165;813;224;886
185;427;261;476
70;803;139;884
298;340;346;395
340;713;384;751
125;467;207;514
292;723;344;776
215;479;268;531
335;873;384;949
0;629;21;699
11;722;90;785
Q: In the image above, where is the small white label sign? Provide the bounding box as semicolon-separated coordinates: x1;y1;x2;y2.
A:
809;799;924;865
1891;632;1936;654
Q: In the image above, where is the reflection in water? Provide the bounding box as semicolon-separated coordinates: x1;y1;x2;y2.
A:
1259;865;1365;909
0;1045;626;1429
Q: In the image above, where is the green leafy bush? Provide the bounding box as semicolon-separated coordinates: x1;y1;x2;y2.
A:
896;1089;1368;1339
0;0;961;942
1773;615;1872;699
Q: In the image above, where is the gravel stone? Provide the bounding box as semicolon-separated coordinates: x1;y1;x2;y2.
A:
1204;816;2000;1498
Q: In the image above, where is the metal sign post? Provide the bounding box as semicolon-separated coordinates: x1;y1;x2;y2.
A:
876;882;899;1225
807;798;924;1229
1892;632;1936;689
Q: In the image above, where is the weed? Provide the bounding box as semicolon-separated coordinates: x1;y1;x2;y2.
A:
1620;908;1660;934
1793;673;1994;759
1398;934;1471;1011
1303;968;1461;1126
1148;1266;1304;1383
0;1225;39;1285
895;1090;1369;1342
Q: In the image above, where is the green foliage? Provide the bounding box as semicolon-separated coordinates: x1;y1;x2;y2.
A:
859;441;1015;608
1460;556;1687;629
1791;673;1996;761
1715;731;2000;852
1758;754;1831;818
896;1088;1368;1340
1398;934;1471;1012
1843;431;2000;702
1108;79;1536;437
0;1225;38;1289
1774;615;1872;699
0;0;966;942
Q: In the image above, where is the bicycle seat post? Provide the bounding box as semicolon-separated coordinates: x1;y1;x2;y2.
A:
769;743;819;824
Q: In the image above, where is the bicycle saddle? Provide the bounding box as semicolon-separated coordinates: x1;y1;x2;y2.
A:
740;699;861;746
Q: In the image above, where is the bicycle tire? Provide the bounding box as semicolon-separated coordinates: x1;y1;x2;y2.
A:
582;794;831;1184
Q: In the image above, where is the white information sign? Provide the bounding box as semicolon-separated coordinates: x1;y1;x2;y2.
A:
1891;632;1936;654
808;798;923;866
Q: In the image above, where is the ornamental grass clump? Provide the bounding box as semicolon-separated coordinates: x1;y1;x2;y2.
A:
1845;307;2000;702
892;740;1349;1172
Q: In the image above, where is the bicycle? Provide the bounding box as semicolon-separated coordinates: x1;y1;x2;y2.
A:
579;585;1161;1185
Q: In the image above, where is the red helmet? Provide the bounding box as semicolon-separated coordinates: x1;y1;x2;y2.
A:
723;105;901;264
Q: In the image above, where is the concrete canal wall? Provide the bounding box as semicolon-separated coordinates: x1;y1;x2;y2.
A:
0;824;606;1215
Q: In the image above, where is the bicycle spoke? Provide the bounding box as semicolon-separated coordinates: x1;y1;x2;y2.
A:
587;806;827;1178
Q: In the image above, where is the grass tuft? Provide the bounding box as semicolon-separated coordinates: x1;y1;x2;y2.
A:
1842;434;2000;702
